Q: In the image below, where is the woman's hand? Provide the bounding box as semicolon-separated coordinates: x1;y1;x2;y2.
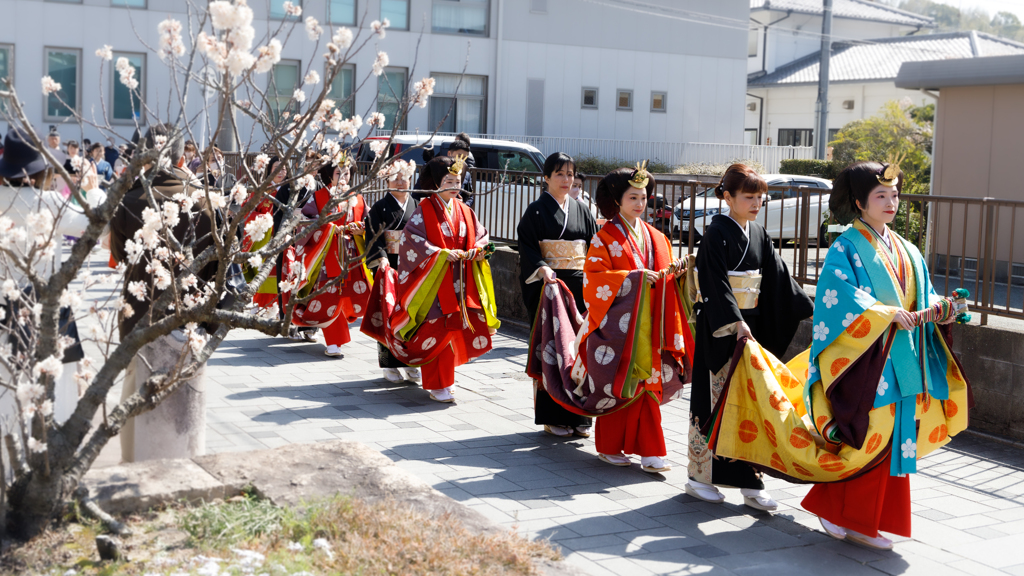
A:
541;266;557;284
446;250;463;262
643;270;659;285
472;250;486;262
737;321;754;341
347;221;365;234
893;309;916;330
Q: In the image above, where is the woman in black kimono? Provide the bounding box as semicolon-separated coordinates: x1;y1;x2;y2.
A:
517;152;598;438
364;159;420;383
685;163;813;510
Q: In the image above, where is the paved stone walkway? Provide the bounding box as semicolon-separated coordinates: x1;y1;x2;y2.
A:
159;319;1024;576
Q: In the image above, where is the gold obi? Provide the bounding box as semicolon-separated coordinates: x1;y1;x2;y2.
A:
385;230;402;255
696;270;762;310
539;239;587;271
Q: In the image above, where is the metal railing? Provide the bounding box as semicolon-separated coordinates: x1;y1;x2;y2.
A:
222;153;1024;322
385;130;814;173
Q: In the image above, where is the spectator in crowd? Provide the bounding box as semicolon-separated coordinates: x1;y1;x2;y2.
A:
45;126;67;167
184;140;200;172
88;142;114;189
104;137;120;167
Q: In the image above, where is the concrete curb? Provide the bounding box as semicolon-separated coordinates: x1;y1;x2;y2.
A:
81;439;589;576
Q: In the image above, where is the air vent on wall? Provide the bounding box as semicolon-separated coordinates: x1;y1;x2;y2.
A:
843;100;855;110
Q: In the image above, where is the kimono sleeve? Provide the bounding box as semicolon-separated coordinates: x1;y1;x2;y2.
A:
516;208;547;281
756;231;814;359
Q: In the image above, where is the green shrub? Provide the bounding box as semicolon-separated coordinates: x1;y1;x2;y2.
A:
779;159;843;180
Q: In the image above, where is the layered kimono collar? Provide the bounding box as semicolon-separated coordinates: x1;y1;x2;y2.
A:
388;191;411;212
725;214;750;237
858;218;892;251
543;190;569;214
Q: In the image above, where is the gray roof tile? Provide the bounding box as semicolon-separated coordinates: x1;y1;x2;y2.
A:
751;0;934;27
749;32;1024;86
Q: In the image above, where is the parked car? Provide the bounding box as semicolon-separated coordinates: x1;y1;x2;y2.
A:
670;174;832;245
357;135;545;173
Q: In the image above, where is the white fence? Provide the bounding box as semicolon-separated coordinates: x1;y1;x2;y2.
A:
389;131;815;173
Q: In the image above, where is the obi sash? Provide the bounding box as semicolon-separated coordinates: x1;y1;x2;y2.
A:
539;239;586;271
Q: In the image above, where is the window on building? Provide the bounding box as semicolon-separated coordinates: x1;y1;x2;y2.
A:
377;67;407;131
651;92;666;113
0;45;12;113
432;0;489;36
827;128;841;143
744;129;759;145
111;52;145;123
580;88;598;109
428;73;487;134
112;0;146;7
269;60;300;124
329;0;355;25
748;28;759;57
271;0;302;20
777;128;813;147
45;48;80;119
616;89;632;111
382;0;409;29
327;64;355;121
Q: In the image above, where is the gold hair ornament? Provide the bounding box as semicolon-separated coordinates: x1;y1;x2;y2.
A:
628;160;650;189
449;157;465;177
876;152;904;187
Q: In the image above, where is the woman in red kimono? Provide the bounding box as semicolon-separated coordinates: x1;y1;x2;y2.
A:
363;156;500;402
301;159;371;356
578;165;692;473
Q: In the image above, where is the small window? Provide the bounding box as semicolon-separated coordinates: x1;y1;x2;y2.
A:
651;92;666;113
271;0;302;20
428;73;488;134
616;90;632;111
0;45;12;114
377;67;408;131
269;60;301;124
827;128;841;143
744;128;758;145
44;47;80;120
581;87;598;109
777;128;813;147
433;0;489;36
381;0;408;30
748;28;759;57
112;0;146;7
327;64;355;121
111;52;145;124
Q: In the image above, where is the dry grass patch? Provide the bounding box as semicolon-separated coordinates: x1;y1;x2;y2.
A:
1;494;560;575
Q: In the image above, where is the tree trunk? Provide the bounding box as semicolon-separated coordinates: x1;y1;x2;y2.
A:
6;468;70;539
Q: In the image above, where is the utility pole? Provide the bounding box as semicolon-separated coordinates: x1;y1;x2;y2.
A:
815;0;833;159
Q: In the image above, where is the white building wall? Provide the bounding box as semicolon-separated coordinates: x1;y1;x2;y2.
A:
0;0;748;146
746;82;934;147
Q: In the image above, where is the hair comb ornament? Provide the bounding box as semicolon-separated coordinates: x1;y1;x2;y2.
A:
628;160;650;189
449;157;465;177
876;152;905;187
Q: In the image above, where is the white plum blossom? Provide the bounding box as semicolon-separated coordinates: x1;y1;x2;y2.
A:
33;356;64;380
372;51;389;76
128;280;147;301
209;1;240;30
411;77;435;108
41;76;61;95
253;153;271;174
2;279;18;300
70;155;86;172
367;112;386;128
877;376;889;396
371;18;390;39
255;39;282;73
369;140;388;157
247;254;263;268
332;27;353;50
95;45;113;61
27;437;47;454
283;1;302;16
296;174;316;190
116;57;139;90
230;183;248;204
305;16;323;40
226;49;257;78
293;88;306;103
245;213;274;243
59;289;83;309
304;70;320;85
184;323;209;356
120;298;135;319
157;19;186;60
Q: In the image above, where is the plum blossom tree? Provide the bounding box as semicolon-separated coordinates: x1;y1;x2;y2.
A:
0;0;450;539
